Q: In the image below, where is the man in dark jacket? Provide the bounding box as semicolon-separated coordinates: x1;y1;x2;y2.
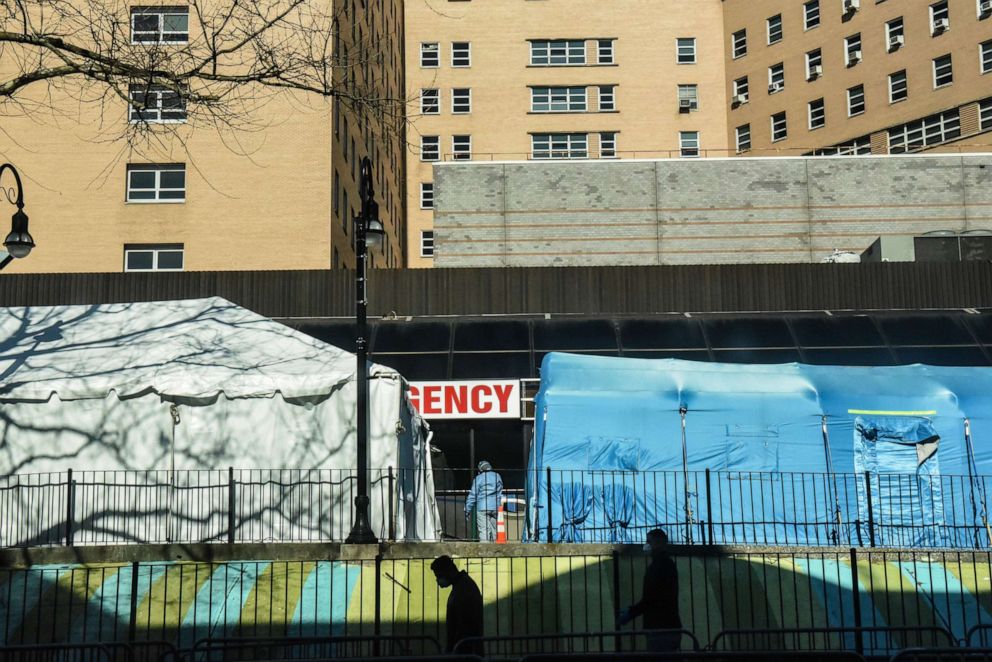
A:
617;529;682;651
431;555;484;654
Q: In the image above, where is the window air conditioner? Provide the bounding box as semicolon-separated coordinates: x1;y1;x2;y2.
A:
848;51;862;64
732;93;748;105
808;64;823;79
933;17;949;32
769;81;784;93
980;1;991;15
843;0;860;12
679;98;694;112
888;34;904;50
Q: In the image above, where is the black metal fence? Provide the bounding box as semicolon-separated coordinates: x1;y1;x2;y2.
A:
2;468;991;549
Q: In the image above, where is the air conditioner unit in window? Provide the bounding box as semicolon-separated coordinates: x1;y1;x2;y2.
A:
808;64;823;80
933;17;949;32
980;0;991;15
848;51;862;65
679;98;694;112
888;34;904;50
732;93;748;105
768;81;784;93
843;0;860;12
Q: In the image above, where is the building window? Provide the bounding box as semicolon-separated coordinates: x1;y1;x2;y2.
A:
128;84;186;123
981;99;992;130
804;1;821;29
421;136;440;161
806;49;823;80
933;54;953;87
333;170;340;217
452;135;472;160
530;40;586;66
677;84;698;111
732;77;749;104
981;0;992;19
808;98;826;129
126;164;185;202
598;86;616;111
451;42;471;67
768;63;785;93
810;135;872;156
736;124;751;153
982;40;992;74
600;132;617;158
887;17;904;51
124;244;184;272
531;133;588;159
676;38;696;64
420;42;439;67
420;88;440;115
847;85;865;116
679;131;700;158
930;1;950;35
888;109;960;153
845;34;862;66
531;87;587;112
130;7;188;44
452;88;471;113
597;40;615;64
732;29;747;58
889;70;908;102
420;182;434;209
420;231;434;258
767;14;783;44
771;112;788;142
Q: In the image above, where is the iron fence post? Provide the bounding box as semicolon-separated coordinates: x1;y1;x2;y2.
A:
849;547;864;655
388;467;396;542
864;471;876;548
612;550;622;653
227;467;236;544
65;469;74;546
546;467;553;543
374;552;382;657
128;560;140;643
705;469;714;546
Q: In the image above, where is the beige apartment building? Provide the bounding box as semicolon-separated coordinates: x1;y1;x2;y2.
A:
1;0;404;274
3;0;991;273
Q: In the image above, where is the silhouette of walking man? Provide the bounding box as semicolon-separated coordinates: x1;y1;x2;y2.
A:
431;555;484;655
617;528;682;652
465;460;503;542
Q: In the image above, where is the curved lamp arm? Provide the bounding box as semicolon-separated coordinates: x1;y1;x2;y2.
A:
0;163;35;268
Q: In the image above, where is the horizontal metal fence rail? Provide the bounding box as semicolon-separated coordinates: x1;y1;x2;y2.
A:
710;627;957;657
2;468;992;548
888;649;992;662
183;634;443;660
451;629;701;657
516;654;868;661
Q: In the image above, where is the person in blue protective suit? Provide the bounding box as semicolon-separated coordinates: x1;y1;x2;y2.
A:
464;460;503;542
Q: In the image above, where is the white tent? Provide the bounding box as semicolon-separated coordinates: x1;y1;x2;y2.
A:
0;297;441;546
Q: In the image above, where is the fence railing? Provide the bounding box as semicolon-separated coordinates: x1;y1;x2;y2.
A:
2;468;991;549
3;549;992;654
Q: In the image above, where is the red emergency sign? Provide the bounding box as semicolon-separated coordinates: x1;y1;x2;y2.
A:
408;380;521;419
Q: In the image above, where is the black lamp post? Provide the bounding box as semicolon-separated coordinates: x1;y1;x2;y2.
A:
0;163;35;270
346;156;385;544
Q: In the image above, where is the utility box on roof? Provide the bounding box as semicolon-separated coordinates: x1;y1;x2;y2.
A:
861;236;915;262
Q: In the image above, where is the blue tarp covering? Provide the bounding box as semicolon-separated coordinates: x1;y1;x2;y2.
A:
526;353;992;547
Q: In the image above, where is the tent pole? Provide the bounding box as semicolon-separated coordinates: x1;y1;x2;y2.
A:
822;416;842;545
167;404;180;543
964;419;992;547
680;407;692;544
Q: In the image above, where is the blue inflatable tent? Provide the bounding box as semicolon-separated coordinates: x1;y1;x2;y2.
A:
526;353;992;548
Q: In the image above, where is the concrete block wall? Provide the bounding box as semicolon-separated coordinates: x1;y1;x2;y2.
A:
432;154;992;268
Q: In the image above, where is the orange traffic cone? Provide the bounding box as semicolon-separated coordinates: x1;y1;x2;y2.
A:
496;503;507;543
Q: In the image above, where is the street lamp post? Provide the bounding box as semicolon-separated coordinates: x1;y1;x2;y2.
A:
0;163;35;270
346;157;385;544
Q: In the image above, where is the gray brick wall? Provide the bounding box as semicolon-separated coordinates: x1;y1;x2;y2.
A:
432;154;992;268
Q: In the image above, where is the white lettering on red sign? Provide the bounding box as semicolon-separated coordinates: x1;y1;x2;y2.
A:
408;380;521;419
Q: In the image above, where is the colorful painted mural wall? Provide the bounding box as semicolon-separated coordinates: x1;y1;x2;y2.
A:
1;549;991;650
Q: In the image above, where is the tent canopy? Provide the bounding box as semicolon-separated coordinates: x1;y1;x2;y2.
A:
528;353;992;547
0;296;394;403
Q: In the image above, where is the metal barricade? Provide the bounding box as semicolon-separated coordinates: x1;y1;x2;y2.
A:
889;649;992;662
968;626;992;647
181;634;443;660
710;626;957;657
0;641;175;662
451;629;701;658
518;653;868;661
